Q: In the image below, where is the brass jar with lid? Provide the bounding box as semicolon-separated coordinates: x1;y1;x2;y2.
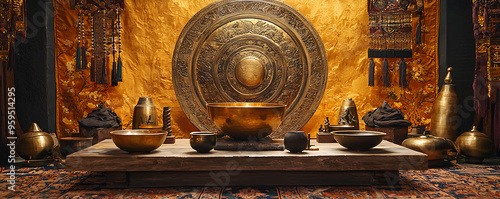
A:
455;126;493;164
16;123;54;160
402;131;456;166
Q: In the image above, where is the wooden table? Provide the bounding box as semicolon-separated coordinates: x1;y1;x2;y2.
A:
65;139;427;188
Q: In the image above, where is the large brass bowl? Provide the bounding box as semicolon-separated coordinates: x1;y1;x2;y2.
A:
333;130;386;151
207;102;286;140
110;130;167;153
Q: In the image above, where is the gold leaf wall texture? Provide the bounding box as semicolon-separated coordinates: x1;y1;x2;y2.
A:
54;0;439;138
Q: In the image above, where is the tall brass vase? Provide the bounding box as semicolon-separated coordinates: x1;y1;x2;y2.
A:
430;67;459;141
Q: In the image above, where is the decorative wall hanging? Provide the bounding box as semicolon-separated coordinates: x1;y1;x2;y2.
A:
368;0;423;87
473;0;500;153
172;0;328;138
71;0;124;86
0;0;25;67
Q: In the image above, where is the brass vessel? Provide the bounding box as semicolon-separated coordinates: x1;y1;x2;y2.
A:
430;67;459;141
207;102;286;140
16;123;54;160
132;97;157;129
402;132;456;164
455;126;493;164
110;130;167;153
337;98;359;130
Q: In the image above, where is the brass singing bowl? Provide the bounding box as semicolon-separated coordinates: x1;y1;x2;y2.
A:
110;130;167;153
207;102;286;140
333;130;386;151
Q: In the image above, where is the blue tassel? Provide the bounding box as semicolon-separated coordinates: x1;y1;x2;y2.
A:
76;46;81;70
116;56;123;82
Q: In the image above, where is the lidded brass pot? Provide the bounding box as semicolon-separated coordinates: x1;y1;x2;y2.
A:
430;67;459;141
16;123;54;160
132;97;157;129
402;131;456;165
455;126;493;164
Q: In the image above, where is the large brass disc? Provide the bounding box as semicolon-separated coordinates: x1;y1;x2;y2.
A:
172;0;328;138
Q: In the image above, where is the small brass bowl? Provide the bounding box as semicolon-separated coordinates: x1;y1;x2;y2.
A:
110;130;167;153
333;130;386;151
207;102;286;140
190;132;217;153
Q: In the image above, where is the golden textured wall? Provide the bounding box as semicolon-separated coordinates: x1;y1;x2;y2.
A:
54;0;439;138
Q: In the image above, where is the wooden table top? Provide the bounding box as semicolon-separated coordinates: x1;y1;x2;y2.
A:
65;139;427;172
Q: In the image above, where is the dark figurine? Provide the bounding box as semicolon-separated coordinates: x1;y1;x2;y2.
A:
324;117;330;131
319;124;324;132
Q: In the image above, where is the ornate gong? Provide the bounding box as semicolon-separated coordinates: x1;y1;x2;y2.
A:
172;0;327;138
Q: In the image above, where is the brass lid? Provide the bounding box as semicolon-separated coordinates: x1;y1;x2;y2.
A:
444;67;453;84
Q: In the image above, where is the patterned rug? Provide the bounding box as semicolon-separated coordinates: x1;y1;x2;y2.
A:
1;165;500;198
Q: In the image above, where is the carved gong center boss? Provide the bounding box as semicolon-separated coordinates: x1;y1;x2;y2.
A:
172;0;328;138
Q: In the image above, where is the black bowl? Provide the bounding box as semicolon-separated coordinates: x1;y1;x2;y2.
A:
333;130;386;150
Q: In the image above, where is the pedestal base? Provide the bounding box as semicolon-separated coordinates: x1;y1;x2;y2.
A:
365;126;408;144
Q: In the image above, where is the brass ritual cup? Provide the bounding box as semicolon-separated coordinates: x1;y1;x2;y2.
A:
206;102;286;140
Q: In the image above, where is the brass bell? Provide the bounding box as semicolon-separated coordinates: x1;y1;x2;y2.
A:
16;123;54;160
455;126;493;164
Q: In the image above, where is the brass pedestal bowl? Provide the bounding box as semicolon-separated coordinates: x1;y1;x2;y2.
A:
333;130;386;151
207;102;286;140
110;130;167;153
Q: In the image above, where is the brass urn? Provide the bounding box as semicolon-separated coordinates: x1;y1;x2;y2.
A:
402;131;456;165
430;67;459;141
16;123;54;160
455;126;493;164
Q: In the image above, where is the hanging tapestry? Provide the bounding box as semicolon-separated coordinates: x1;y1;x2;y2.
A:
368;0;423;87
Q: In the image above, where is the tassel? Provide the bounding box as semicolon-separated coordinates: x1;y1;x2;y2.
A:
76;46;81;70
111;60;117;86
81;46;87;69
399;58;408;88
416;12;422;45
116;56;122;81
383;59;390;87
100;57;107;84
368;58;375;87
90;56;95;81
8;39;15;70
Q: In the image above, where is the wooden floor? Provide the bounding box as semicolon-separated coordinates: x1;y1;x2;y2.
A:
65;139;427;187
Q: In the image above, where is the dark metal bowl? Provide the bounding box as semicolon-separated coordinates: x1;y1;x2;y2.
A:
190;132;217;153
110;130;167;153
207;102;286;140
333;130;386;150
